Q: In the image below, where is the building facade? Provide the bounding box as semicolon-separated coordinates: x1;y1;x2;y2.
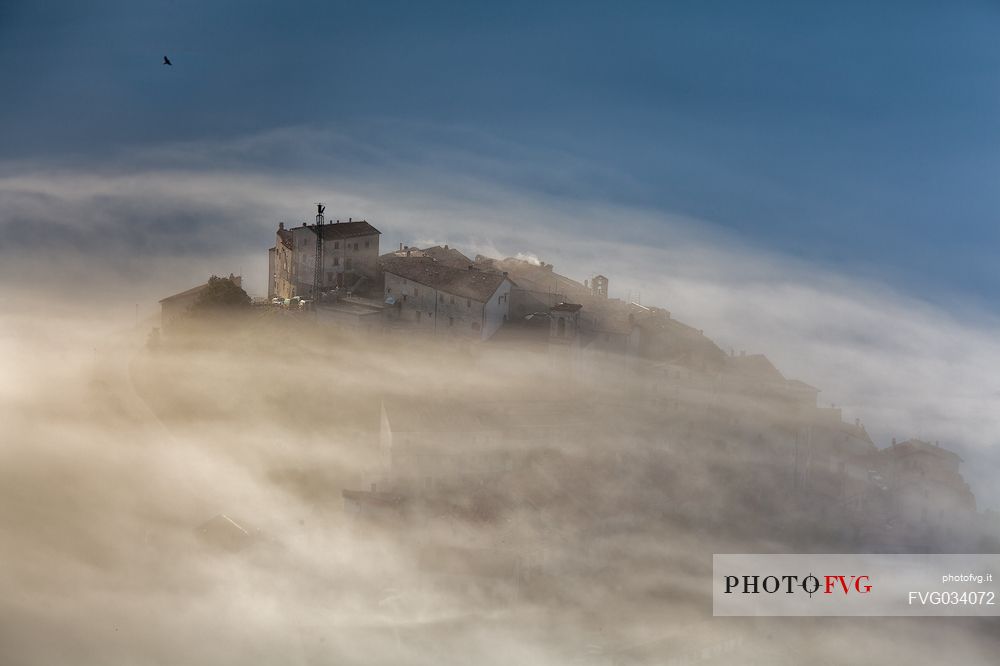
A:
269;218;381;300
382;256;513;340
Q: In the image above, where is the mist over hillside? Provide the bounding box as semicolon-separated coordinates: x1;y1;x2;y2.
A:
2;282;998;664
2;136;999;666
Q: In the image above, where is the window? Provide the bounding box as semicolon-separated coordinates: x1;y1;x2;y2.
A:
414;288;419;297
354;243;359;251
345;258;353;270
334;241;339;249
557;318;566;336
327;272;333;282
466;298;471;307
402;294;407;302
386;287;392;294
365;240;370;248
333;257;339;266
439;294;444;303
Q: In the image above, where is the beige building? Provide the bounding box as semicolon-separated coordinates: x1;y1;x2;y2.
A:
382;256;513;340
268;217;381;300
882;438;976;526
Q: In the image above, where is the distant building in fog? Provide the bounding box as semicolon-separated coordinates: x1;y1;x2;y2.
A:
882;438;976;525
385;243;473;268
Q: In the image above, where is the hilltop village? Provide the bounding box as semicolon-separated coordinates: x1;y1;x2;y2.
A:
157;207;990;560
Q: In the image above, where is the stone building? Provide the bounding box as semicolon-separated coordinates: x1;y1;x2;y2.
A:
381;256;513;340
881;438;976;526
268;217;381;300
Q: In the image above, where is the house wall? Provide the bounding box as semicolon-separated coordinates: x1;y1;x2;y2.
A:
383;271;495;338
267;247;277;299
160;292;201;331
286;226;380;296
273;239;295;300
481;281;512;340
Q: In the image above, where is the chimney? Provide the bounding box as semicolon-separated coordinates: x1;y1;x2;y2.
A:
444;244;449;250
349;217;352;223
502;271;508;279
278;222;284;230
399;243;403;251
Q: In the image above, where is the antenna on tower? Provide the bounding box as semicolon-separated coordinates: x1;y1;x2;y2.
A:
312;203;326;300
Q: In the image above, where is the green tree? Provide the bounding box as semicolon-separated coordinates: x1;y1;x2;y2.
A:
192;276;251;310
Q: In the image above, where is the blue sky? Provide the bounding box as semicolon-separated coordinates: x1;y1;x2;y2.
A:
3;0;1000;306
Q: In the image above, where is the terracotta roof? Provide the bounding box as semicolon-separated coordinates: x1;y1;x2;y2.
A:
382;256;510;302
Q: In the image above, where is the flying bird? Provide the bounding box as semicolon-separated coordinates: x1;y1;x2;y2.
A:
162;55;172;66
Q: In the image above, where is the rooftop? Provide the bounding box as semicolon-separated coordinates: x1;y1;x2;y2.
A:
293;219;381;240
888;438;963;462
159;275;241;303
382;256;511;302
